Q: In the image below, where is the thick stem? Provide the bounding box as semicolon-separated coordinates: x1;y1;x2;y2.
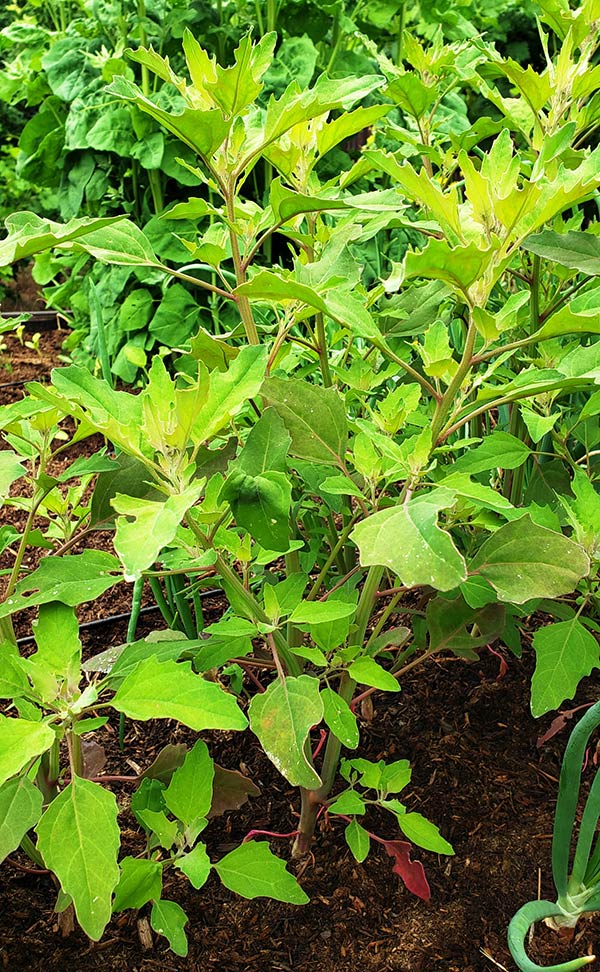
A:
430;313;477;445
292;566;384;856
225;185;259;345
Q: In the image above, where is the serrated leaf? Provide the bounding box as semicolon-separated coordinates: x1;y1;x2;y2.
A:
523;230;600;276
453;431;531;474
351;492;467;591
470;516;589;603
0;776;44;863
112;657;247;731
36;777;120;940
249;675;323;788
113;484;203;580
215;841;308;903
531;619;600;717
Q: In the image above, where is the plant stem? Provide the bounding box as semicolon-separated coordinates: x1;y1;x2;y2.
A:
225;183;259;345
292;565;384;857
430;312;477;445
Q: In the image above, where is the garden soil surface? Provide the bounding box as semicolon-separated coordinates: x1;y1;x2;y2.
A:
2;327;600;972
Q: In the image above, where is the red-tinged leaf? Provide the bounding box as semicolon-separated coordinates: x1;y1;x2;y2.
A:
536;702;594;749
208;765;261;819
382;839;431;900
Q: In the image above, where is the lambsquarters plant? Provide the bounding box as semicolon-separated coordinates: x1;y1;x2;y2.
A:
1;3;600;952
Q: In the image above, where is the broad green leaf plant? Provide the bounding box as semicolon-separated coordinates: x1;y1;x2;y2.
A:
1;3;600;950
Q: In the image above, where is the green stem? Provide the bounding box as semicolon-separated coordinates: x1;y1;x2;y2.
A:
119;577;144;750
430;313;477;445
225;184;259;345
315;312;333;388
292;565;383;857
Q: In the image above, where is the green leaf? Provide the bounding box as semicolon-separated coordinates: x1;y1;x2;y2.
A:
175;842;211;890
36;777;120;940
523;230;600;276
398;812;454;855
149;283;199;347
150;900;189;957
113;484;203;581
345;819;370;862
348;658;399;692
221;470;292;551
0;211;123;267
30;602;81;694
214;841;308;903
0;551;120;618
112;657;247;731
328;790;367;815
531;619;600;717
289;601;356;625
0;451;26;501
191;345;268;443
107;74;229;159
320;687;359;749
112;857;163;912
452;432;531;474
237;408;290;476
72;221;160;268
262;377;347;464
0;776;44;863
0;716;55;785
0;644;30;699
470;516;590;603
351;492;467;591
248;675;323;788
163;740;214;837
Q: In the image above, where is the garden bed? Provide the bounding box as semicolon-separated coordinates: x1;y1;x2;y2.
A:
1;324;599;972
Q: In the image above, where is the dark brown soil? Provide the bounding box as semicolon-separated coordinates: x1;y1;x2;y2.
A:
1;322;600;972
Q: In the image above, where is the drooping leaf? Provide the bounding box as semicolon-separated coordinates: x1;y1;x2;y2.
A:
208;765;261;819
111;657;247;731
249;675;323;788
345;819;370;863
36;777;120;940
531;619;600;717
382;839;431;900
469;516;589;603
351;491;467;591
150;900;189;957
0;776;44;863
0;551;120;618
214;841;308;903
